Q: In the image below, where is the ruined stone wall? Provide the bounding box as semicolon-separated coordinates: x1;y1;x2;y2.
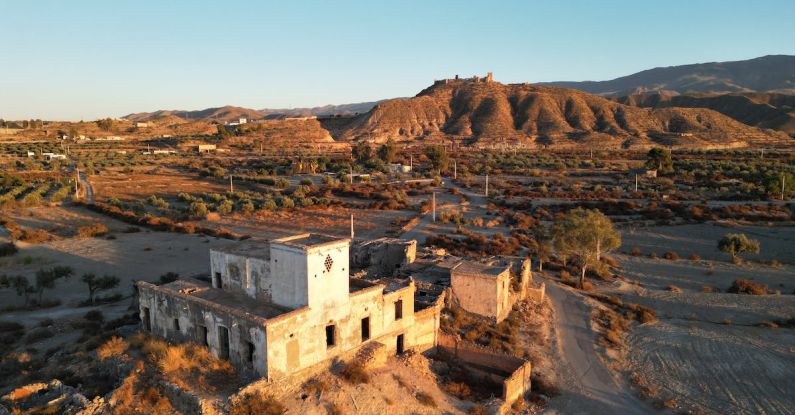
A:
451;270;512;323
137;282;269;378
350;238;417;276
502;360;532;407
262;283;421;380
209;251;271;301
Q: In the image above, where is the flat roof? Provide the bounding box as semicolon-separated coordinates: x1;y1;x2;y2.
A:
157;279;293;320
453;261;510;277
272;233;348;249
211;242;271;261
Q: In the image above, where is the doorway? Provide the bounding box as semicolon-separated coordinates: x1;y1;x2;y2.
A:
396;334;404;355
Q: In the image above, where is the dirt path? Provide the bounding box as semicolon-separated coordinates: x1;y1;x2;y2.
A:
78;170;95;203
543;282;654;414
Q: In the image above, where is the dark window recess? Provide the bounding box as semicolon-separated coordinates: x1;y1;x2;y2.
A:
213;272;223;289
173;318;180;332
142;307;151;331
247;341;255;363
396;334;405;355
394;299;403;320
199;325;209;346
325;324;336;348
361;317;370;342
219;326;230;360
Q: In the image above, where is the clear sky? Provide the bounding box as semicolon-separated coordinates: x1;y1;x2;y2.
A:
2;0;794;120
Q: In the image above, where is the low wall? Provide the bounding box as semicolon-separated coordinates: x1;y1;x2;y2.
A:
527;282;545;303
437;334;531;406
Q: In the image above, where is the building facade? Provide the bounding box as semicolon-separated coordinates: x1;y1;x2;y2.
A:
137;234;442;380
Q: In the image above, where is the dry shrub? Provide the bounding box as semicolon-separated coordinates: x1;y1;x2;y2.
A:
720;319;732;325
304;376;329;398
648;252;658;259
129;333;237;393
630;371;659;399
0;242;18;257
110;361;175;414
468;404;489;415
605;295;623;307
662;399;677;409
77;223;109;238
662;251;679;260
444;381;473;400
727;279;768;295
630;247;642;256
340;361;369;384
559;270;572;280
416;392;437;407
666;285;682;293
702;285;720;293
97;336;128;360
18;228;54;243
731;256;743;265
327;402;344;415
758;321;779;329
581;281;594;291
689;253;701;261
230;392;286;415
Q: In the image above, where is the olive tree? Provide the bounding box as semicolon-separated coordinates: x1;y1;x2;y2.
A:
35;266;73;304
553;208;621;288
81;273;120;305
718;233;760;261
646;148;673;174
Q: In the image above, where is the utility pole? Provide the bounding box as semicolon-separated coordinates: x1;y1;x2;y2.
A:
635;174;639;193
432;192;436;222
782;174;786;201
74;168;80;198
485;174;489;197
453;160;457;180
229;175;233;193
350;214;354;239
410;155;413;172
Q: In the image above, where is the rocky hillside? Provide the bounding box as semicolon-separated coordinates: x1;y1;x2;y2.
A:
617;92;795;135
331;78;774;149
125;105;263;122
542;55;795;96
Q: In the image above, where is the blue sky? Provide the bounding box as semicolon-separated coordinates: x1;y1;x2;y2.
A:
1;0;794;120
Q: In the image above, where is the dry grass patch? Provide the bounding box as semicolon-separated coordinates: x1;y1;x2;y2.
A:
416;392;437;407
229;391;286;415
339;361;369;384
97;336;128;360
727;279;768;295
128;332;238;393
76;223;109;238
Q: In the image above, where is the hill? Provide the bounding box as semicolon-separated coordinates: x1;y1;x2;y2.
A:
259;100;384;117
124;105;263;122
540;55;795;96
330;76;779;149
617;92;795;135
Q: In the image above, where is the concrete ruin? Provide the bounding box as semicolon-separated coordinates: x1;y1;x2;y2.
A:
350;237;417;276
137;233;442;380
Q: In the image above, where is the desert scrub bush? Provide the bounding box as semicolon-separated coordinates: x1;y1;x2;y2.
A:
702;285;720;293
415;392;437;407
339;361;369;384
77;223;109;238
666;285;682;293
0;242;18;256
630;247;642;256
97;336;129;360
689;253;701;260
229;392;286;415
443;381;473;400
468;405;489;415
662;251;679;260
727;279;768;295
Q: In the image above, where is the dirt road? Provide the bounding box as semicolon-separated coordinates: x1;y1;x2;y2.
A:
543;282;654;414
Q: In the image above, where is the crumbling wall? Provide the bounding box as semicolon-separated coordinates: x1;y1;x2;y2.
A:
209;251;271;301
450;267;510;323
437;334;531;407
137;282;268;378
350;238;416;276
263;282;421;380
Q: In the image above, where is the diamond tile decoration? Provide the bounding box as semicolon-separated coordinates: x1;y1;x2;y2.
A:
324;255;333;272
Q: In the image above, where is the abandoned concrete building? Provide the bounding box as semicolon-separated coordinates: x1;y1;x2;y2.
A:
406;253;544;323
137;234;442;380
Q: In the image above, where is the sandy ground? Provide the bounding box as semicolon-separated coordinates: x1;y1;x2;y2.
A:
0;206;235;327
542;282;654;415
604;223;795;415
